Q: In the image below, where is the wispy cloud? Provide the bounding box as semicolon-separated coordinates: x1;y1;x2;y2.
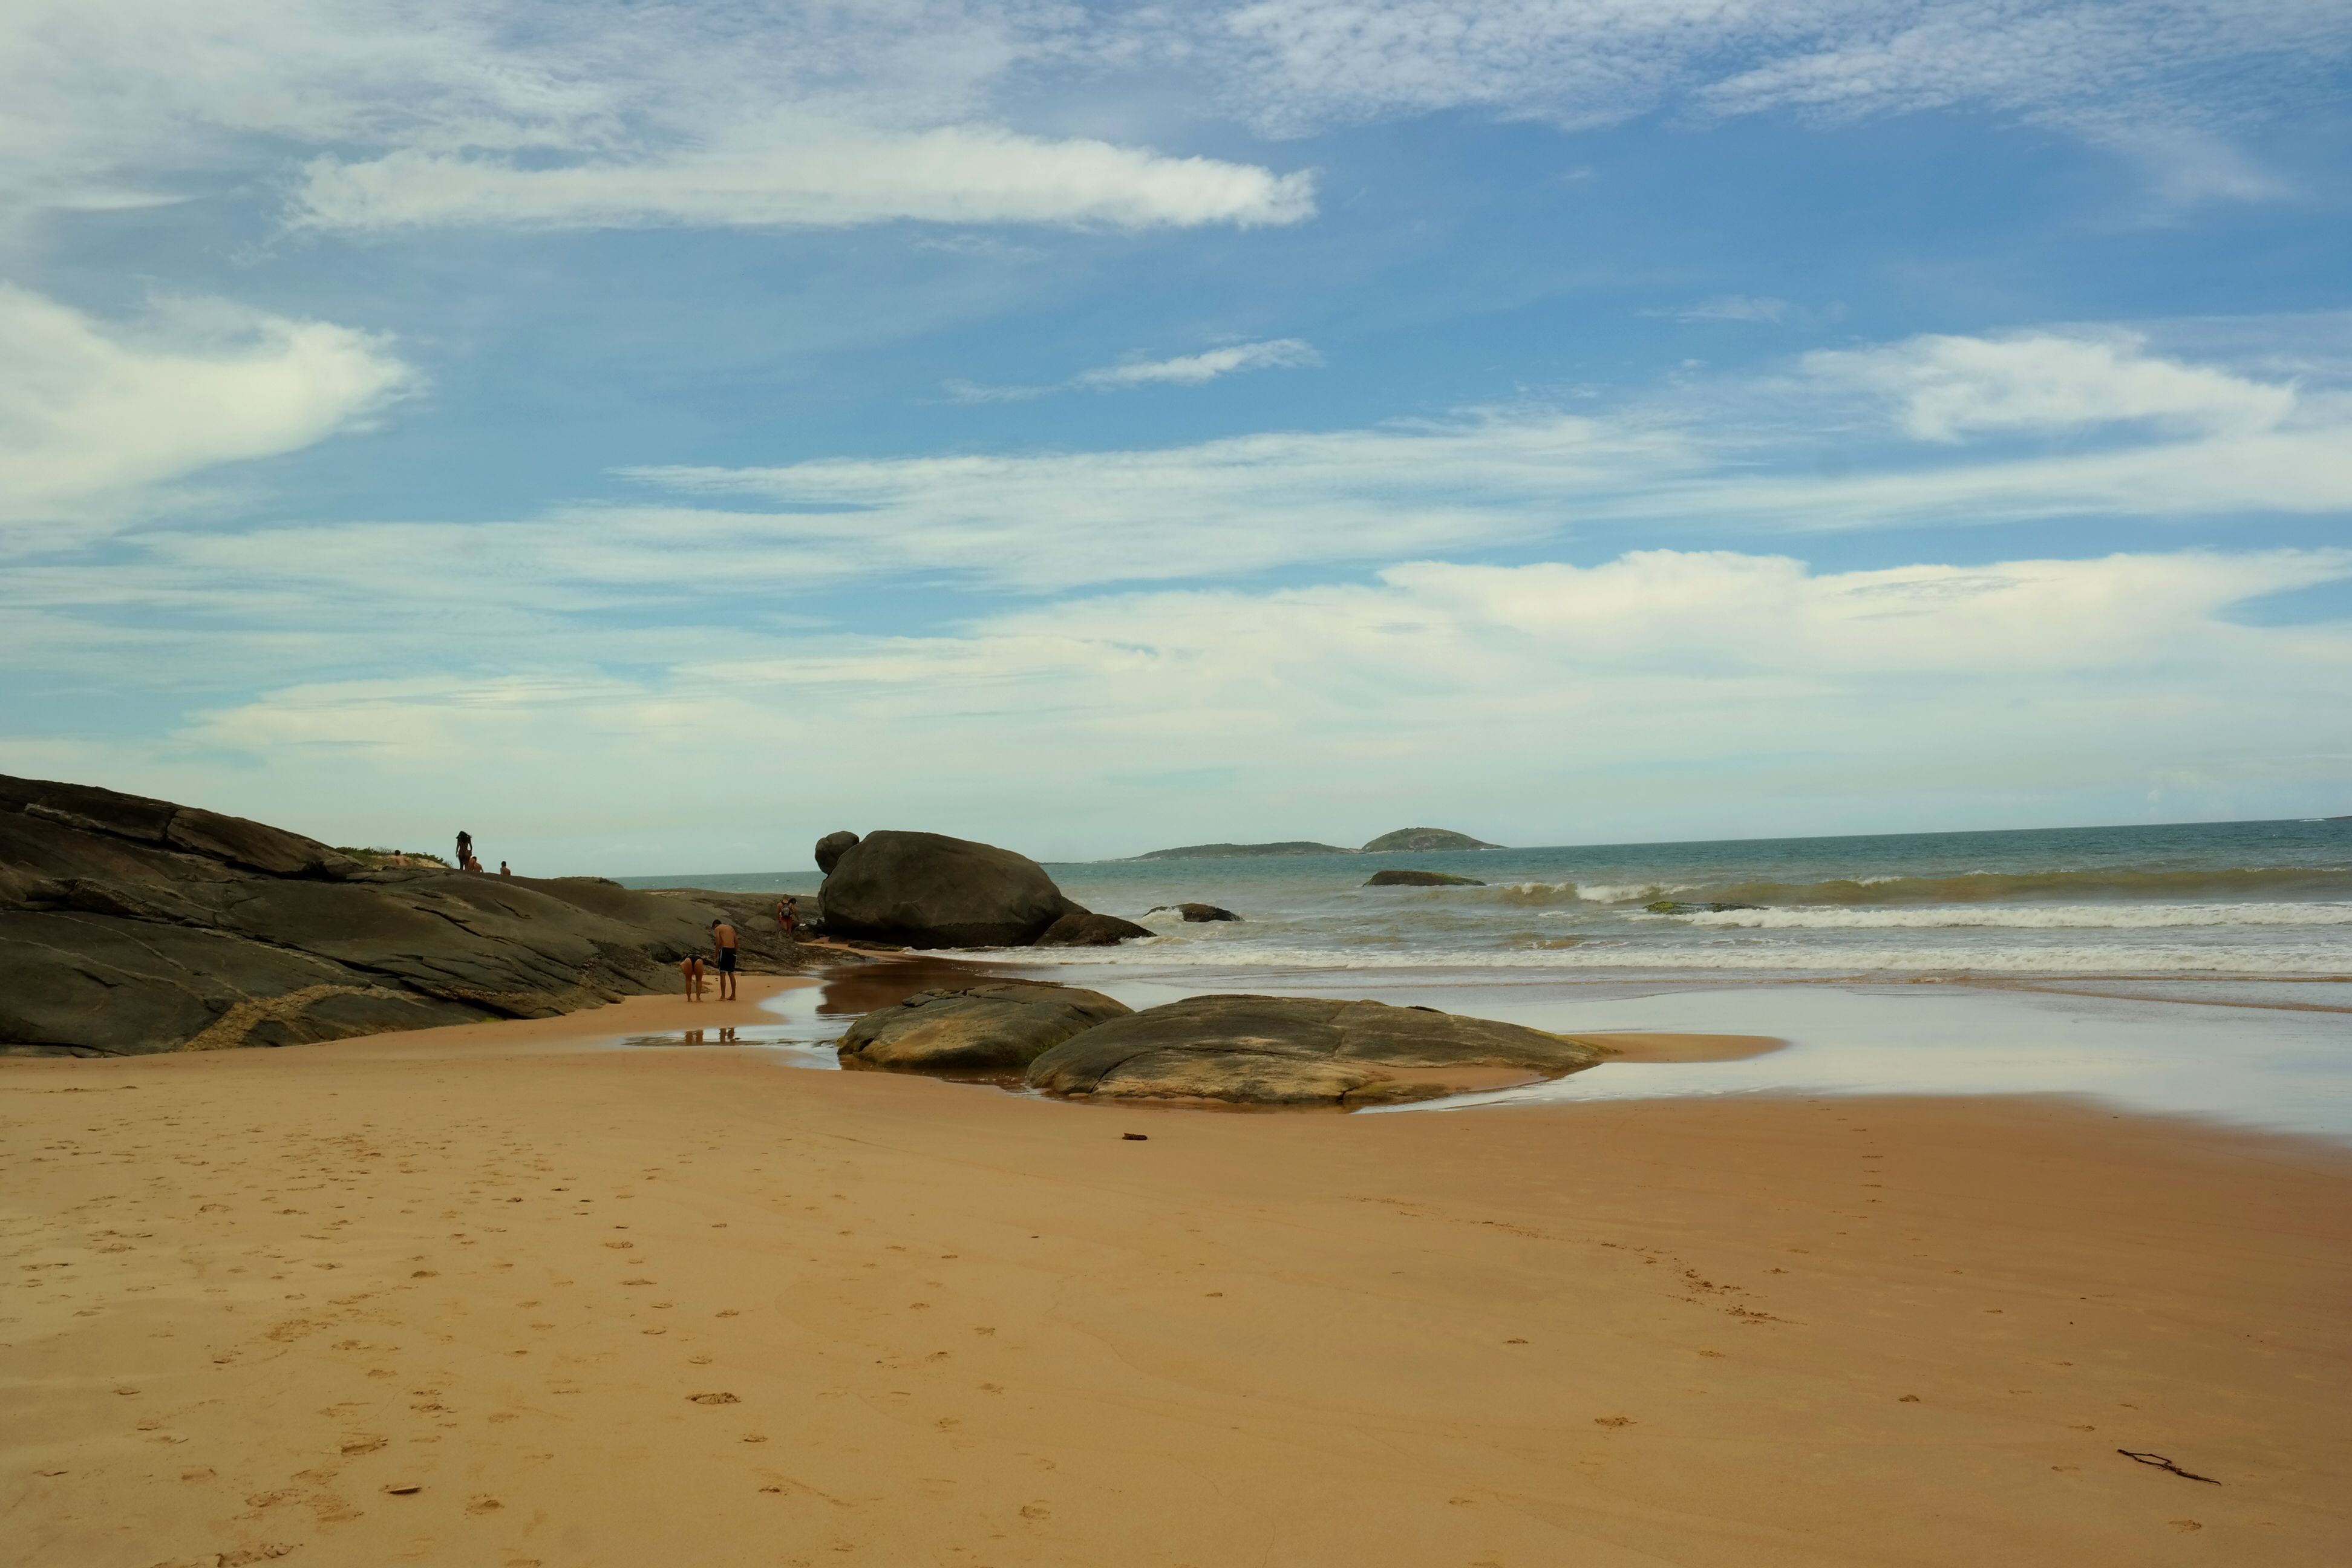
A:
1075;338;1322;387
0;284;416;543
0;1;1315;235
949;337;1323;402
293;129;1316;234
1207;1;2341;198
1651;295;1796;324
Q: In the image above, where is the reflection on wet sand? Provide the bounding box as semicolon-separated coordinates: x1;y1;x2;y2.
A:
808;952;999;1016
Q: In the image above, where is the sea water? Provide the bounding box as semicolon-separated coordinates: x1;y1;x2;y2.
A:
622;818;2352;1136
629;817;2352;985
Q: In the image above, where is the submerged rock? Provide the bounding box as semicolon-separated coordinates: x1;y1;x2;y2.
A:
1645;900;1763;915
838;982;1132;1075
1034;909;1155;947
1145;902;1241;923
1364;869;1486;887
1024;993;1602;1106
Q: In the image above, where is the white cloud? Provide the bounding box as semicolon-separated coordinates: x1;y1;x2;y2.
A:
292;128;1315;234
1805;330;2299;441
1074;338;1323;387
0;1;1313;236
0;284;416;535
61;546;2352;866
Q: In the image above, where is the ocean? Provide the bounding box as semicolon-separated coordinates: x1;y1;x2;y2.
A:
618;817;2352;1138
625;817;2352;988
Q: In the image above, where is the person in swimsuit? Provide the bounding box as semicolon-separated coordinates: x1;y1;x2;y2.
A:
709;920;739;1001
498;860;512;877
455;830;472;867
679;953;705;1001
776;897;797;939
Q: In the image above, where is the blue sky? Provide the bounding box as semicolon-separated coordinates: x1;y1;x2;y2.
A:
4;1;2350;871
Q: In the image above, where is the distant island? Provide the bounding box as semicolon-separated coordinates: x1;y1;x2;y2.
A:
1134;840;1353;860
1134;828;1502;861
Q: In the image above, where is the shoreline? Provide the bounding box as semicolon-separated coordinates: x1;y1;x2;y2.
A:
5;976;2349;1564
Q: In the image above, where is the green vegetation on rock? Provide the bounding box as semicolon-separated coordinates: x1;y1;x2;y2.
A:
1359;828;1501;852
1133;841;1350;860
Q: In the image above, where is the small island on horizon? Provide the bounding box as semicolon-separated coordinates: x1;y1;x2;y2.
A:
1133;827;1501;861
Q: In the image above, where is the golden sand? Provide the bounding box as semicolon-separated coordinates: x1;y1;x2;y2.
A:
4;981;2346;1566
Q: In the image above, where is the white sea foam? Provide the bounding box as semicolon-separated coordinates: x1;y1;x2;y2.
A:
1001;937;2351;976
1673;902;2352;930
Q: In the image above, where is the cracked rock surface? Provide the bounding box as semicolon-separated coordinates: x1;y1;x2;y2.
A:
0;775;809;1056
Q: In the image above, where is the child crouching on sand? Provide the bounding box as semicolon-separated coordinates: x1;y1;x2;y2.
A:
679;953;705;1002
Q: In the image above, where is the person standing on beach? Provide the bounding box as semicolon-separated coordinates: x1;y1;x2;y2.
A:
710;919;739;1001
679;953;705;1001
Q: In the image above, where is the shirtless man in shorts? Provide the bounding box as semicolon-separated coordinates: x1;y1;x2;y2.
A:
709;920;739;1001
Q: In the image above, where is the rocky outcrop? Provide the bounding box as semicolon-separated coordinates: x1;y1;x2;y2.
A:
1361;828;1501;852
837;982;1131;1076
0;774;808;1057
1364;869;1486;887
1024;994;1602;1106
1035;909;1155;947
813;829;1146;949
1146;903;1240;923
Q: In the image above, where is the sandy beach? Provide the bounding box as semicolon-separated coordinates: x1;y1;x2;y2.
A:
5;979;2349;1567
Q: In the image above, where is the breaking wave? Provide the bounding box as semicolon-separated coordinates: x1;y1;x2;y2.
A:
1611;866;2352;907
1672;902;2352;930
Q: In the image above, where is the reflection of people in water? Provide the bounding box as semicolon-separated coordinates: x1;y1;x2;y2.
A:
679;953;705;1002
710;920;739;1001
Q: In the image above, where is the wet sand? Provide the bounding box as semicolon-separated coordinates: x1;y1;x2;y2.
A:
4;990;2348;1566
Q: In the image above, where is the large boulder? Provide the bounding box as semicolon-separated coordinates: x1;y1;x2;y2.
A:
1365;869;1485;887
817;829;1071;949
0;774;811;1056
1025;994;1604;1106
838;982;1132;1076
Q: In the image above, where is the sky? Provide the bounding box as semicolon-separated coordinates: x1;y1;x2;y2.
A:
3;0;2350;873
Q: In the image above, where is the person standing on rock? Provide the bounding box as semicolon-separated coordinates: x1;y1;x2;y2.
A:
776;897;797;940
498;860;512;877
455;830;472;868
710;919;739;1001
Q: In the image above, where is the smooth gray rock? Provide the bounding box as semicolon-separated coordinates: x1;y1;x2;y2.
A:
1364;869;1486;887
1025;993;1602;1106
1034;909;1154;946
817;829;1069;949
814;830;860;876
0;774;808;1056
838;982;1132;1075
